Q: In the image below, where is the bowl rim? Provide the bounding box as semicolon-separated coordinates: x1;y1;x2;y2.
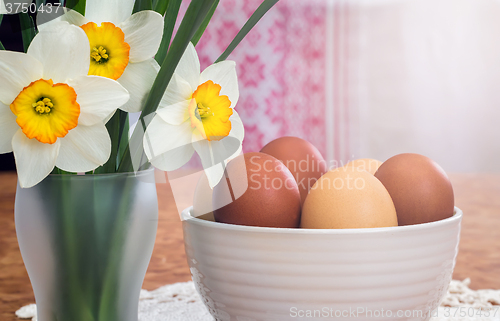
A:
181;206;463;234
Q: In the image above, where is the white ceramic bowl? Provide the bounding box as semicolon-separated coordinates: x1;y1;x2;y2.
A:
181;207;462;321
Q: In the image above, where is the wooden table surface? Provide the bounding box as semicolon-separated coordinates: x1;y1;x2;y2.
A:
1;171;499;320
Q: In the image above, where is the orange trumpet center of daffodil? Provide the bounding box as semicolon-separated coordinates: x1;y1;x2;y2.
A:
81;22;130;80
189;80;232;141
10;79;80;144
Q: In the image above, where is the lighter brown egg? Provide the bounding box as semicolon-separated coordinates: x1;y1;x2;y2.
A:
260;136;327;206
301;167;398;229
374;153;454;226
213;152;301;228
343;158;383;175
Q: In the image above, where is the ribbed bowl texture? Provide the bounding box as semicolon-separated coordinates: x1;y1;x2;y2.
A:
182;207;462;321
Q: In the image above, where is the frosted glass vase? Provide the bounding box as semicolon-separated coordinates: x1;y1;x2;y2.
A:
15;170;158;321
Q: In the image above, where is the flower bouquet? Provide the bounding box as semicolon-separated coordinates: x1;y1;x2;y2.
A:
0;0;277;320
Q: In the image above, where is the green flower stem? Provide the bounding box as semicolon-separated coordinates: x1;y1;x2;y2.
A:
191;0;219;46
65;0;86;15
153;0;169;15
215;0;279;63
59;176;95;320
96;110;129;174
133;0;153;13
154;0;182;65
19;13;36;52
48;175;136;321
96;114;120;173
117;112;130;166
97;179;135;321
117;0;217;173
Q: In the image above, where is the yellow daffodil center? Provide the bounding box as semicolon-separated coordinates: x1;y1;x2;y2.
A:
10;79;80;144
189;80;232;141
33;98;54;114
91;46;109;62
81;22;130;80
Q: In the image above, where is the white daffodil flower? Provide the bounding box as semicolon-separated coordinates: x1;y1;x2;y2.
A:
143;42;244;188
0;22;129;188
39;0;163;113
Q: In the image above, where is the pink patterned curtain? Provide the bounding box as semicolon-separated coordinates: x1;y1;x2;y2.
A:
190;0;355;164
176;0;500;172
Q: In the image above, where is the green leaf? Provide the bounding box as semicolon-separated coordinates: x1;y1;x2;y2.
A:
19;13;37;52
118;0;217;173
117;114;130;166
216;0;278;63
154;0;181;64
65;0;85;15
0;14;3;26
144;0;218;117
95;110;129;174
153;0;169;15
133;0;153;13
191;0;218;46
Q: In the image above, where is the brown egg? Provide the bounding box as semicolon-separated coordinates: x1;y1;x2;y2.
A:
260;136;327;206
213;152;301;228
374;153;454;226
301;167;398;229
343;158;383;175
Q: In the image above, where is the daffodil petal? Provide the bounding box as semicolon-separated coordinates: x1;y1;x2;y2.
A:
27;22;90;83
218;111;244;164
12;130;60;188
156;100;190;126
200;60;239;108
160;73;193;106
226;144;243;165
0;101;18;153
155;73;192;125
55;124;111;172
85;0;135;25
58;8;88;26
204;163;226;189
0;51;43;105
144;117;194;171
116;58;159;113
37;8;89;31
175;42;200;91
228;110;245;141
67;76;129;126
119;11;164;63
192;131;241;171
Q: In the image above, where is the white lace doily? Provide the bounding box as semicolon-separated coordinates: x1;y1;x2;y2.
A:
16;279;500;321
